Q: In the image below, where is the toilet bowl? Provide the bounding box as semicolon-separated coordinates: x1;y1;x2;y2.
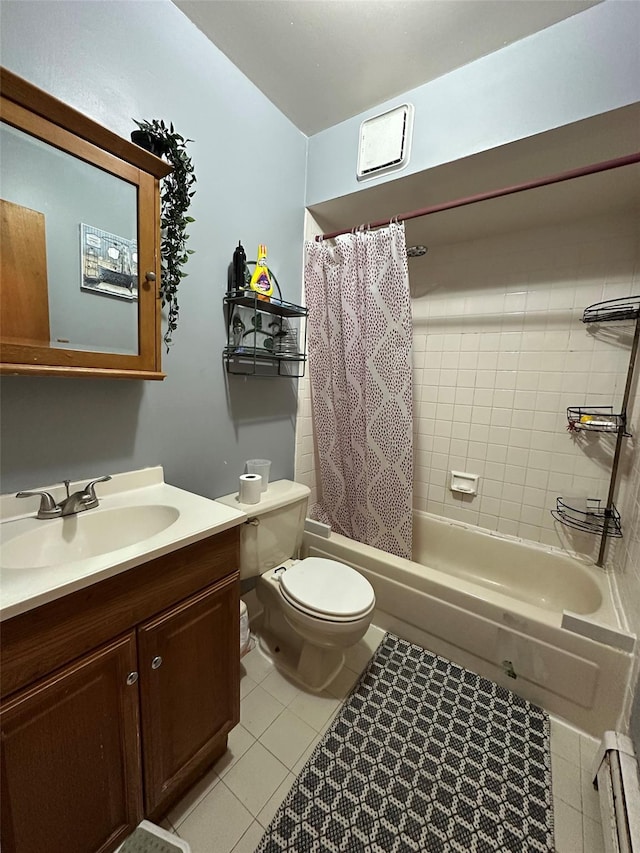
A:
276;557;375;643
256;559;375;691
215;480;376;692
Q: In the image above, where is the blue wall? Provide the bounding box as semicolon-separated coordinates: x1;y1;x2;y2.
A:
2;0;639;505
306;0;640;207
0;0;307;499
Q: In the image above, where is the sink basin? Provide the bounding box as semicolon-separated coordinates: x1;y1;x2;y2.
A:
1;505;180;569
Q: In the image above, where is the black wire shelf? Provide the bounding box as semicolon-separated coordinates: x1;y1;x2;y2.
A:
566;406;627;434
552;497;622;537
582;295;640;324
224;289;308;377
223;348;306;377
223;346;306;362
224;290;308;319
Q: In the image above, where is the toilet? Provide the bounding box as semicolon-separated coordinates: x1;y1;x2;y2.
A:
216;480;375;691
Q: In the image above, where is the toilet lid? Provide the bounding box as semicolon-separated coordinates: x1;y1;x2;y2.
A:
279;557;375;619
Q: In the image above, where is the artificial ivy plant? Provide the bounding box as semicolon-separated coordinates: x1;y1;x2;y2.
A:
132;119;196;350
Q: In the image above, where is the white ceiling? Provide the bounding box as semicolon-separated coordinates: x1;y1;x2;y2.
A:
174;0;601;136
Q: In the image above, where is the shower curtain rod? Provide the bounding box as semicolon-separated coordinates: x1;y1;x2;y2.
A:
315;151;640;241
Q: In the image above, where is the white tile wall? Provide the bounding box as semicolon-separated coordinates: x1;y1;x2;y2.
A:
297;213;639;559
611;376;640;731
295;214;322;512
410;212;639;557
294;370;321;514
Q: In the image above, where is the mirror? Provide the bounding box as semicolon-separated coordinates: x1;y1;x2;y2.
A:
1;122;139;355
0;68;172;379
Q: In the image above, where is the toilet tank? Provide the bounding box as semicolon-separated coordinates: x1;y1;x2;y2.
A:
216;480;310;579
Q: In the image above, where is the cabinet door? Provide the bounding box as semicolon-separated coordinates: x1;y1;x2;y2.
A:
138;574;240;816
1;68;170;380
0;634;142;853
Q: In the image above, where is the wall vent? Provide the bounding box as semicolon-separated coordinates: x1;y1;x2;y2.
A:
356;103;414;181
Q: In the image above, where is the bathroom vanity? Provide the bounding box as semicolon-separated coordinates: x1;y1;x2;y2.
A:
0;469;246;853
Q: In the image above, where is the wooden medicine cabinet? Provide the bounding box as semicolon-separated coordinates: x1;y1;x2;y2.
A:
0;68;172;380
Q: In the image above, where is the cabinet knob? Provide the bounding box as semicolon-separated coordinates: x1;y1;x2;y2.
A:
151;655;163;670
126;671;139;686
145;271;156;282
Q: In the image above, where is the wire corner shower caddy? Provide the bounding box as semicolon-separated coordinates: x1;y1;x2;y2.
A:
554;295;640;566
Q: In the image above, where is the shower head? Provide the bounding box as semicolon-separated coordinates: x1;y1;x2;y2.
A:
407;245;428;257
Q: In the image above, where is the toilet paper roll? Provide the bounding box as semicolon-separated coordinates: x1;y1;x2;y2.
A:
239;473;262;505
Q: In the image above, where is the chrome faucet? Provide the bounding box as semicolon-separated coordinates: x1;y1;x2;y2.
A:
15;490;61;519
58;481;91;516
58;476;112;516
17;475;112;519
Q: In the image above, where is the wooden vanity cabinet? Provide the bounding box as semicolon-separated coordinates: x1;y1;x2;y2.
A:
0;529;241;853
0;634;142;853
139;575;239;816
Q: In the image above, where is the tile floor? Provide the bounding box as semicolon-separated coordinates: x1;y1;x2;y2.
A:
159;624;606;853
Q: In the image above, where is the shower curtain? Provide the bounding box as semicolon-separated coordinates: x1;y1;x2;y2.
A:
304;221;413;559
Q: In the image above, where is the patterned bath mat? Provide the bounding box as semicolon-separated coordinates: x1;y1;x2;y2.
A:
255;633;553;853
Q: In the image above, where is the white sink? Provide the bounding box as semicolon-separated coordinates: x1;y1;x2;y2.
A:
0;466;248;620
1;505;180;569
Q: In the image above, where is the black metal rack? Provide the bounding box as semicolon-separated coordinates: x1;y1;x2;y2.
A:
223;290;308;377
582;295;640;324
555;295;640;565
552;497;622;537
566;406;627;434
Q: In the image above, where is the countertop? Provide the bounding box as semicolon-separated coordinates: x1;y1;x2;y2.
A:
0;466;247;621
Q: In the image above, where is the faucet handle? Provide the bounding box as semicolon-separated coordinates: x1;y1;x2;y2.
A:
16;490;62;519
81;475;112;508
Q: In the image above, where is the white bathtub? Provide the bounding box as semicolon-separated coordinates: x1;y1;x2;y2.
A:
302;510;635;736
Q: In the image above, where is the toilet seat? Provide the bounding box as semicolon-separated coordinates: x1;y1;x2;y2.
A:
278;557;375;623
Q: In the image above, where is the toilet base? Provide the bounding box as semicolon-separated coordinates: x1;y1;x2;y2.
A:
257;627;345;693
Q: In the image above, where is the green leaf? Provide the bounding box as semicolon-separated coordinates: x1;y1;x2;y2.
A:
134;116;196;347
